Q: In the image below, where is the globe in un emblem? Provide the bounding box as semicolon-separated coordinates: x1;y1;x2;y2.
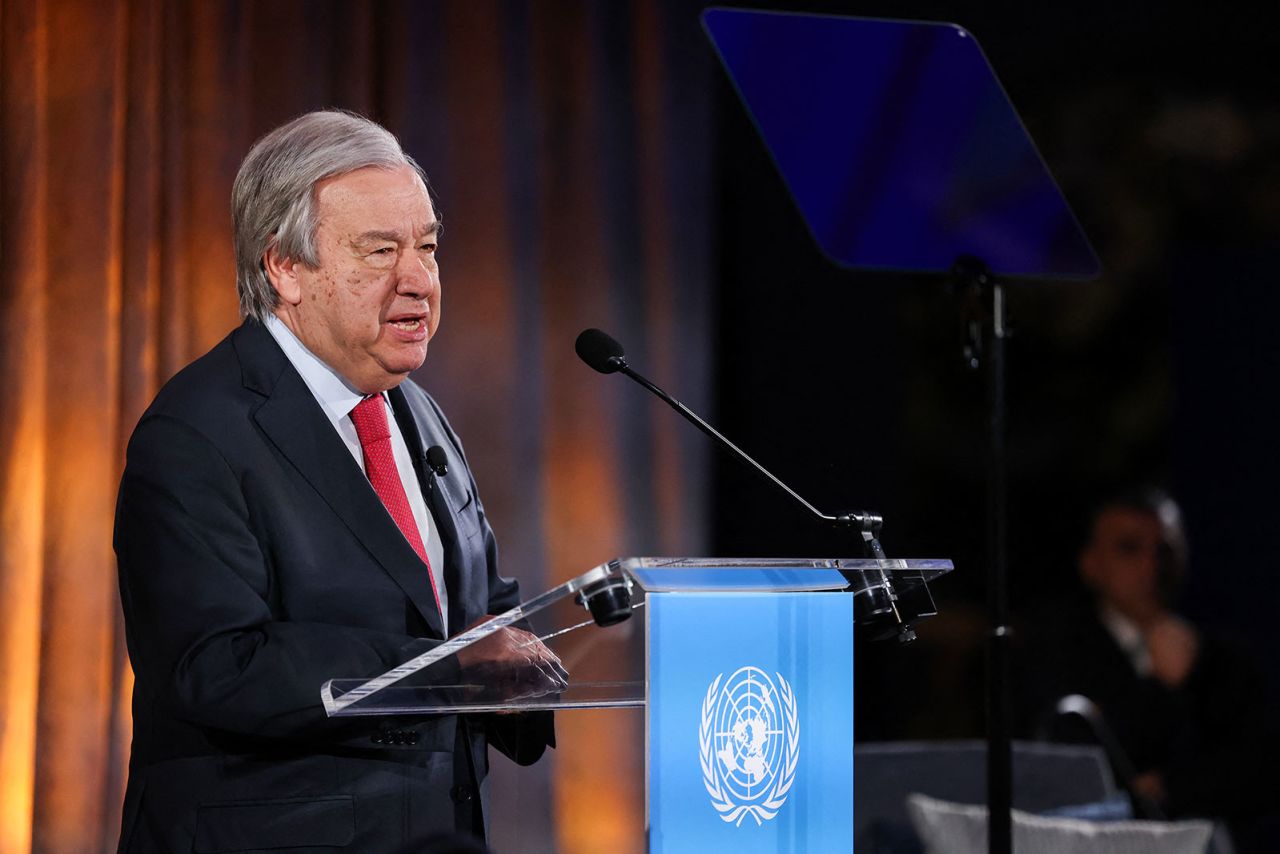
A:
699;666;799;826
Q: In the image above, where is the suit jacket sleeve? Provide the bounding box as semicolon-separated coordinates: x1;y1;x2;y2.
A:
116;412;444;740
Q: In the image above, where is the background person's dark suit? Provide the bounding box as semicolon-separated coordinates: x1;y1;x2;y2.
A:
1017;595;1275;844
115;319;550;852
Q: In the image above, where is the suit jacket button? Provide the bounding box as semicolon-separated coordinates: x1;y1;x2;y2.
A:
371;733;385;745
408;732;420;745
450;785;473;803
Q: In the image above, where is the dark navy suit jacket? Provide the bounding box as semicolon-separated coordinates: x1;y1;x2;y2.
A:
114;319;550;852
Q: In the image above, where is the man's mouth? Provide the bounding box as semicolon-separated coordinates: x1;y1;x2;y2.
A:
387;315;426;331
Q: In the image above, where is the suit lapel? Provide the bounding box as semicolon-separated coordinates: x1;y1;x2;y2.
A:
388;387;474;633
234;322;445;639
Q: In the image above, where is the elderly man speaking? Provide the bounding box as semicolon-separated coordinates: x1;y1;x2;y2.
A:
114;110;559;852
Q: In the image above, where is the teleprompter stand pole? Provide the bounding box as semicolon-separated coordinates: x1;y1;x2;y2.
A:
955;256;1012;854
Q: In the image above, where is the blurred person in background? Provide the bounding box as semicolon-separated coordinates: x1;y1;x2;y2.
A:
1018;488;1278;851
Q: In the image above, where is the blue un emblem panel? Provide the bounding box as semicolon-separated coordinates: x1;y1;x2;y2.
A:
648;591;854;852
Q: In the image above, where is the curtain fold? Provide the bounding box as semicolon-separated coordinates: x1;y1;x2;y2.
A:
0;0;50;848
0;1;711;850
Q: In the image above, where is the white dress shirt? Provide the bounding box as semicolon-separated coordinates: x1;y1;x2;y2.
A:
1099;605;1151;677
264;314;448;632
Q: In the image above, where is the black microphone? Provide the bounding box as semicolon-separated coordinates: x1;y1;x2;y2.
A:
425;446;449;477
574;328;627;374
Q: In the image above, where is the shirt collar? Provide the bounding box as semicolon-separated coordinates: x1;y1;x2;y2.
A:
1098;603;1152;675
263;314;372;426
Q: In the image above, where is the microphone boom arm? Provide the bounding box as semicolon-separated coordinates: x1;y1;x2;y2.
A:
616;362;886;558
577;327;924;641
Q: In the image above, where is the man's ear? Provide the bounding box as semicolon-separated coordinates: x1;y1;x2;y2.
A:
262;241;302;306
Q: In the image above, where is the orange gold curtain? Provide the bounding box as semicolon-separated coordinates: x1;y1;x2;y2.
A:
0;2;711;851
2;0;246;849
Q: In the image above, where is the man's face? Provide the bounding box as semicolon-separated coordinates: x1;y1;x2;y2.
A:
267;164;441;393
1079;507;1169;624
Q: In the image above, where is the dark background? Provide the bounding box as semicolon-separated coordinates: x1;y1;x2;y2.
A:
707;1;1280;740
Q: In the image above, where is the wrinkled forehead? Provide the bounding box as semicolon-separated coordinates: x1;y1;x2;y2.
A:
314;165;438;235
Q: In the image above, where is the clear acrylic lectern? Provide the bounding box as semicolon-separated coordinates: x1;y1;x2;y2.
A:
322;557;952;851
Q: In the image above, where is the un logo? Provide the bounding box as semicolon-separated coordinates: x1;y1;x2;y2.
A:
699;666;800;826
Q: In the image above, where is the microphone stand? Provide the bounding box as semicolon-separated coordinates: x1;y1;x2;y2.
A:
594;341;923;643
616;363;885;542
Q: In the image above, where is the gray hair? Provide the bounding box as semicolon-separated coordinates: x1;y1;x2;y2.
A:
232;109;433;320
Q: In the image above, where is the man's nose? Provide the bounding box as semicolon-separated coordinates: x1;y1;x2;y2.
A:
395;251;435;297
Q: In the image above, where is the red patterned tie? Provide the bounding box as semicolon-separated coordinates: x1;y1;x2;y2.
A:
349;394;442;615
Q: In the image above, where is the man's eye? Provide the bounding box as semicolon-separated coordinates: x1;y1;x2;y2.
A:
372;247;395;255
419;243;437;253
